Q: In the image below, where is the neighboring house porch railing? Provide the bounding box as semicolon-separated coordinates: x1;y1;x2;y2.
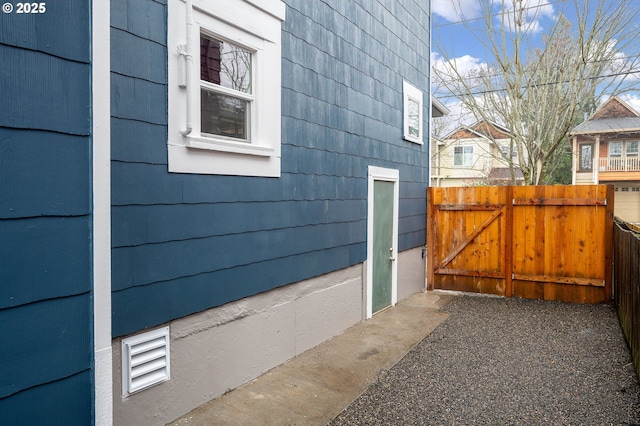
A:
599;156;640;172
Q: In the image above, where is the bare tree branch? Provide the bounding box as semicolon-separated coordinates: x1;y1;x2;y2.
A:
433;0;640;184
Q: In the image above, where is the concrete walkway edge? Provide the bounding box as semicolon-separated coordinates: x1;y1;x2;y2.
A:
169;290;454;425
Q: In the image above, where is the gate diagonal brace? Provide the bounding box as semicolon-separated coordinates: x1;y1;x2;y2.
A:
437;206;505;270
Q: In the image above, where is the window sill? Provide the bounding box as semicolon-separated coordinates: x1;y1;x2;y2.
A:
403;135;423;145
186;135;274;157
168;137;280;177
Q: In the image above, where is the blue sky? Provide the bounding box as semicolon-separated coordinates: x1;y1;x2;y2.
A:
431;0;640;129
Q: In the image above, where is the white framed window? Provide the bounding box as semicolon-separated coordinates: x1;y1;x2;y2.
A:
609;141;622;157
500;145;517;159
454;145;473;166
200;33;253;142
167;0;286;177
402;81;423;144
626;141;639;156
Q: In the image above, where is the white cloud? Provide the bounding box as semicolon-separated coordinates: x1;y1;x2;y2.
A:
432;52;488;85
432;99;475;137
433;0;556;31
619;94;640;113
432;0;483;23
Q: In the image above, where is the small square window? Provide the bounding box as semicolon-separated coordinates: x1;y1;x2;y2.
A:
501;145;517;159
402;81;423;144
609;142;622;157
626;141;638;156
454;146;473;166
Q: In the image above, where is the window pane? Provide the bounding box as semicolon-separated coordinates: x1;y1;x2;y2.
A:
580;144;592;171
201;89;249;140
454;146;473;166
501;146;509;157
502;145;517;158
627;141;639;156
407;97;420;137
201;34;252;94
463;146;473;166
454;146;462;165
609;142;622;157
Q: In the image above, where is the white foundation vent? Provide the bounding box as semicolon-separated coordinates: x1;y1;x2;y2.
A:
121;326;170;397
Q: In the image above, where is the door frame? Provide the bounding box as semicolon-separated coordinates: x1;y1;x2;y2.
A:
366;166;399;319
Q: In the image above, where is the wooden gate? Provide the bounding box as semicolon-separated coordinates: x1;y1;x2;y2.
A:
427;185;614;304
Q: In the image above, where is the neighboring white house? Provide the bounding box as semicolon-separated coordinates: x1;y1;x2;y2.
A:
431;120;524;187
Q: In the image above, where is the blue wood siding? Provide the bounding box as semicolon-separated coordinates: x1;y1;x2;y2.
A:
111;0;430;336
0;1;93;422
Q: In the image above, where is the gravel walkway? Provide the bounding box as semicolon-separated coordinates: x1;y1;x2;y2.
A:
330;295;640;425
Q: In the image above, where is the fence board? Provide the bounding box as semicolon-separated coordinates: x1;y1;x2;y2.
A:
428;185;613;304
613;219;640;380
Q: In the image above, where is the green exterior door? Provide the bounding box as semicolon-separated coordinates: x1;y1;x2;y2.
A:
372;180;394;314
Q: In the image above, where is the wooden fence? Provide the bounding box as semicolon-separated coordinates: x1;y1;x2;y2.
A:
427;185;614;304
613;219;640;380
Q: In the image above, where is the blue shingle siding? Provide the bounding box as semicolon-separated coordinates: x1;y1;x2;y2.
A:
0;130;91;218
112;243;364;335
0;371;92;426
0;47;91;135
0;1;93;421
0;217;92;308
0;295;92;399
111;0;430;336
0;2;90;62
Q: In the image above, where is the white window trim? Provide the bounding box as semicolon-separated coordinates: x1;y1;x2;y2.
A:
167;0;286;177
402;80;423;144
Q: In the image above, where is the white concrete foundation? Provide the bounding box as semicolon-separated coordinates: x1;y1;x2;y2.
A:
397;246;427;301
112;249;425;425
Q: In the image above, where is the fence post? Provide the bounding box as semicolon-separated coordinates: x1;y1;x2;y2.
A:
604;184;615;301
426;187;434;291
504;186;514;298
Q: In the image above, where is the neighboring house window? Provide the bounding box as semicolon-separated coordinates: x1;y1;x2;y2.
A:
500;145;517;159
626;141;639;156
402;81;423;144
167;0;285;176
579;144;593;171
454;146;474;166
609;142;622;157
